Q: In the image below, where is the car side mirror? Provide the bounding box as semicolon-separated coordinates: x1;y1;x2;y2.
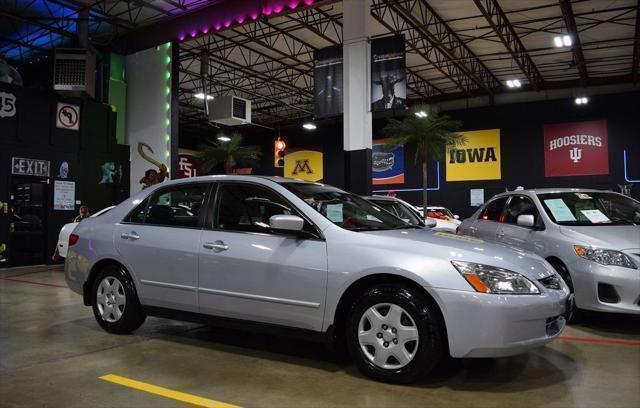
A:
454;215;460;220
270;215;304;232
425;218;437;228
517;214;535;228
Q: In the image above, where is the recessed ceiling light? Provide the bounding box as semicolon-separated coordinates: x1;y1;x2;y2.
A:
217;135;231;142
195;92;214;100
553;36;564;47
506;79;521;88
414;111;428;118
563;35;572;47
302;122;317;130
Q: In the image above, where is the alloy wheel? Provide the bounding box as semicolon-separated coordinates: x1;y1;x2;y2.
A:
96;277;126;323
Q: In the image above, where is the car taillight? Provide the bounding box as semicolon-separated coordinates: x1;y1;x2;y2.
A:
69;234;79;246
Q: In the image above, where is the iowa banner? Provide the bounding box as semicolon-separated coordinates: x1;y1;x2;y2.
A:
372;139;404;185
314;45;343;118
371;35;406;111
284;147;323;182
446;129;501;181
544;120;609;177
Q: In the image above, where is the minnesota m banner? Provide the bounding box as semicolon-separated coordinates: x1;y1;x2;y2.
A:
446;129;501;181
284;149;324;182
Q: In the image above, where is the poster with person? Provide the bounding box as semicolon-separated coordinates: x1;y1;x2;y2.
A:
371;35;406;111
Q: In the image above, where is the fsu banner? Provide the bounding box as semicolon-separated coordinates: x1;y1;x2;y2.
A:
284;147;323;182
544;120;609;177
446;129;501;181
314;45;343;118
371;35;406;111
372;139;405;185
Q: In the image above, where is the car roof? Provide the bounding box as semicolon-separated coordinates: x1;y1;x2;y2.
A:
146;175;321;187
363;195;397;201
494;187;615;197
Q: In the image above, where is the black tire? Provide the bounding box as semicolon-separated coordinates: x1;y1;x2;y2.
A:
91;264;146;334
548;259;581;323
345;284;445;384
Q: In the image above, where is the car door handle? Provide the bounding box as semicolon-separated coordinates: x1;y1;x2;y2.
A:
121;232;140;241
203;241;228;251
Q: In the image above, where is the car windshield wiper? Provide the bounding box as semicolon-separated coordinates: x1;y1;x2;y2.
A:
391;225;424;230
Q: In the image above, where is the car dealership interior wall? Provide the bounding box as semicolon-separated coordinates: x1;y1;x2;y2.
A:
0;82;130;267
233;90;640;219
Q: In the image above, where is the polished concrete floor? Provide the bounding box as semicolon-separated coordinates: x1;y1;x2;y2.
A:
1;266;639;408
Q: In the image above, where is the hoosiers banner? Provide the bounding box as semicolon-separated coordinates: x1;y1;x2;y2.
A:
284;147;323;182
372;139;404;185
446;129;501;181
544;120;609;177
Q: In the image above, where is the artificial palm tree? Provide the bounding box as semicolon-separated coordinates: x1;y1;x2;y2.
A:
383;105;466;217
199;132;262;174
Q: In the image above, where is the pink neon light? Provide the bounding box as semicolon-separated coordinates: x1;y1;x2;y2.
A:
214;23;222;30
304;0;314;5
273;5;283;13
288;1;300;9
223;19;232;27
237;15;245;24
202;27;209;34
263;6;272;15
190;30;197;37
250;11;259;20
178;34;185;41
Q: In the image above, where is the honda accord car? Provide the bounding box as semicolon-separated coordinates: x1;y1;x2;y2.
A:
65;176;569;383
458;188;640;318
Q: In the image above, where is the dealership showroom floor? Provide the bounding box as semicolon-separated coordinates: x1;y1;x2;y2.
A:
2;0;640;407
1;266;639;408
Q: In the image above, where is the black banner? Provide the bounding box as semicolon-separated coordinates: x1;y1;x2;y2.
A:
371;35;406;111
313;45;343;118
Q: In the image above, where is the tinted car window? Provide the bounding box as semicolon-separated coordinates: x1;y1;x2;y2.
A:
480;197;508;221
144;184;207;228
504;195;539;225
216;183;296;233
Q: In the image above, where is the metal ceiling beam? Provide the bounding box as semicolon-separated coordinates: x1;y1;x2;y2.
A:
381;0;501;96
473;0;545;89
559;0;588;86
371;0;473;96
632;3;640;83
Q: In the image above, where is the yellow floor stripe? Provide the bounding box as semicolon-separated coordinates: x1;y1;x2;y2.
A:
99;374;240;408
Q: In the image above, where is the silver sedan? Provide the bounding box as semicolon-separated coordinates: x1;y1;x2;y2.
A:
64;176;569;383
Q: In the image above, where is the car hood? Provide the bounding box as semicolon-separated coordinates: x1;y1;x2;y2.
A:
559;225;640;250
360;229;555;281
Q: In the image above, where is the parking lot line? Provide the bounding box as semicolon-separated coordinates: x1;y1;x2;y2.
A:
558;336;640;347
99;374;240;408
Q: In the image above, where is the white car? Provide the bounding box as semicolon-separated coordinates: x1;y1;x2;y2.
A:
416;206;462;233
57;207;114;258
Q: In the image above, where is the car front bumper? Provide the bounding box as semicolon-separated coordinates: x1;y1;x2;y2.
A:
430;287;569;358
567;257;640;314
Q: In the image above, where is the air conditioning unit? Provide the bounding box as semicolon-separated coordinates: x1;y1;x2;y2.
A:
207;95;251;126
53;48;96;98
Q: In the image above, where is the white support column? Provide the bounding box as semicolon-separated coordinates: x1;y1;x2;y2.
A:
343;0;372;194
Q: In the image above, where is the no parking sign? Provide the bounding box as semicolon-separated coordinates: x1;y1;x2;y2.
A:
56;102;80;130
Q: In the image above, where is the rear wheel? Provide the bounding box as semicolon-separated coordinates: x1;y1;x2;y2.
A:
346;284;445;384
92;264;146;334
548;259;580;323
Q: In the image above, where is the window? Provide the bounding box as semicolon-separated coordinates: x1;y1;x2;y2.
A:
479;197;508;221
130;184;207;228
215;183;298;233
370;199;423;226
538;192;640;226
504;196;539;225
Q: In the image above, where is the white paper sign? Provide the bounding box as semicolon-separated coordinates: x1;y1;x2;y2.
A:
53;180;75;211
56;103;80;130
580;209;610;224
544;199;577;222
470;189;485;206
326;203;343;223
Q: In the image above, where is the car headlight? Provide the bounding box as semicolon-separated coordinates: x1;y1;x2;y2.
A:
574;246;637;269
451;261;540;295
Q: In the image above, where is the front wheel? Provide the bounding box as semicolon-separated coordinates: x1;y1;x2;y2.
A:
548;259;580;323
346;284;445;384
92;264;146;334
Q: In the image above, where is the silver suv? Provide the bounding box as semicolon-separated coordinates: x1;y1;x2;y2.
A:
65;176;569;383
459;188;640;317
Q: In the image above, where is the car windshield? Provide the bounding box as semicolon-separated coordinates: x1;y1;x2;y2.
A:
368;199;424;226
282;183;413;231
538;192;640;226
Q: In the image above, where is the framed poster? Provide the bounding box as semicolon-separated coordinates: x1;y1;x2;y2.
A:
544;120;609;177
446;129;501;181
372;139;405;185
53;180;75;211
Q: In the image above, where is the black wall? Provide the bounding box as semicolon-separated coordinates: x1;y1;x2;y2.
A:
233;91;640;218
0;82;130;266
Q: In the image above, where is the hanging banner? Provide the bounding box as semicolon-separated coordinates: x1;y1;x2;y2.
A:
371;35;406;111
284;147;323;182
314;45;343;118
544;120;609;177
446;129;501;181
372;139;405;185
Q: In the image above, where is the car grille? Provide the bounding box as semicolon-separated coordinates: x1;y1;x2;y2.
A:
539;274;562;290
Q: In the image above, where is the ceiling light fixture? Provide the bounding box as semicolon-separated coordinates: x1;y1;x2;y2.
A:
506;79;521;88
302;122;317;130
217;135;231;142
194;92;214;100
554;35;572;48
563;35;572;47
415;111;428;118
575;96;589;105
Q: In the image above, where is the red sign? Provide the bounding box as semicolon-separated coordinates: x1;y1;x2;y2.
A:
544;120;609;177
